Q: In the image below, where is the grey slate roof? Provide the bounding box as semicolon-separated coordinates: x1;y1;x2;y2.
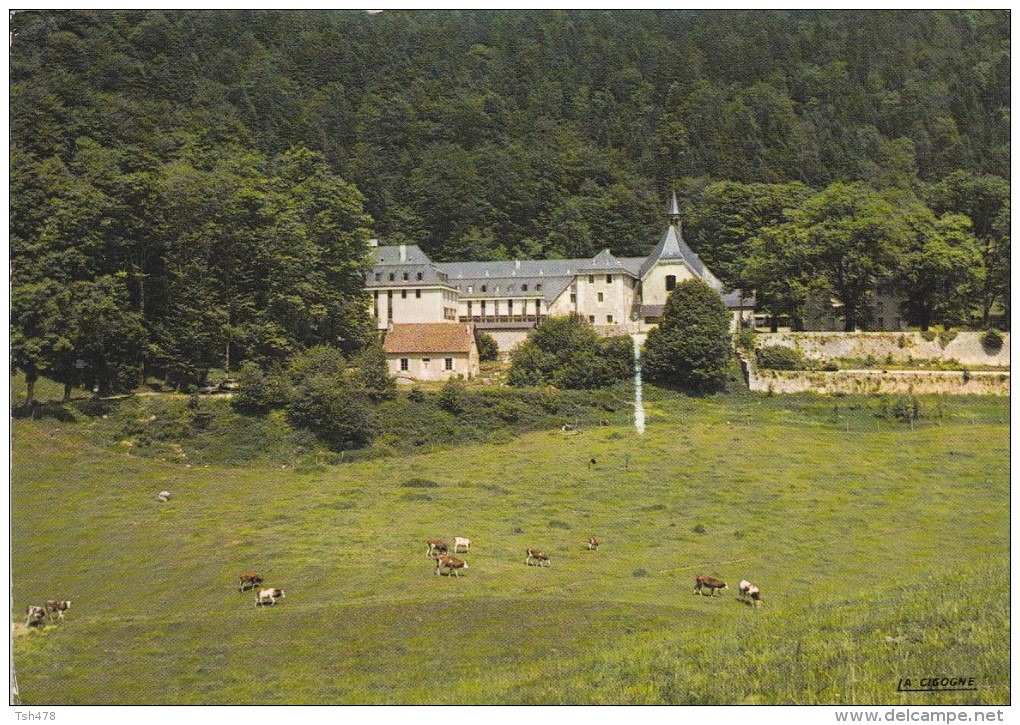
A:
578;249;634;273
638;223;724;292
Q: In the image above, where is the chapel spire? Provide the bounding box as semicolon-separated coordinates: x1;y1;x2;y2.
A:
667;190;682;229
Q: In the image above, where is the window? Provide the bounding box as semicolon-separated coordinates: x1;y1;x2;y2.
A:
588;275;595;284
401;290;407;299
403;272;409;281
400;358;409;371
416;272;423;281
481;301;487;315
481;285;487;293
467;285;473;293
598;292;604;302
445;358;454;371
535;300;541;314
666;275;677;291
588;315;595;323
508;300;514;315
389;273;395;282
374;272;381;281
607;314;614;324
536;284;542;291
522;284;528;292
415;289;421;299
570;293;577;303
467;301;473;317
606;275;613;284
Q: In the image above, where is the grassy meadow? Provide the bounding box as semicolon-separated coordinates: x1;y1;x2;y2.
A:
11;389;1009;704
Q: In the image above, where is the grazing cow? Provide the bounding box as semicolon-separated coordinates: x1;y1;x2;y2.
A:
157;490;170;502
453;537;471;554
44;599;71;621
25;606;46;627
694;575;728;596
738;579;762;606
586;536;600;551
433;554;468;577
255;588;285;607
746;585;761;606
426;539;448;558
238;572;264;592
525;548;550;567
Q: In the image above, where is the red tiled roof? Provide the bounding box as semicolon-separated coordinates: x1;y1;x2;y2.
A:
383;323;474;354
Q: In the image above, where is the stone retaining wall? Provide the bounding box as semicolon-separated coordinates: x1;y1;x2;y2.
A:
755;331;1009;367
747;367;1010;396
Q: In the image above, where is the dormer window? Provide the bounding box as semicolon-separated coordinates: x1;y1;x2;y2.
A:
389;273;395;282
606;275;613;284
417;272;423;281
481;285;487;293
375;272;381;281
588;275;595;284
536;284;542;291
403;272;409;281
522;284;528;292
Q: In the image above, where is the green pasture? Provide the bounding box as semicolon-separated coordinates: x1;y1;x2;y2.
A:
11;392;1009;704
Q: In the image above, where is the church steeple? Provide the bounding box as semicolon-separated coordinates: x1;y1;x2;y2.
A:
667;190;682;230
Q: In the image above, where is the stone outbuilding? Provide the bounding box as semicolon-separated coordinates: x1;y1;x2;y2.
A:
382;322;480;382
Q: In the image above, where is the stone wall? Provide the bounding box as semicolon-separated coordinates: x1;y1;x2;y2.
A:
747;367;1010;396
755;331;1010;367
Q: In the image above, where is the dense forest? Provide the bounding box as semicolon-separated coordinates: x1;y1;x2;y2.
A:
10;10;1011;397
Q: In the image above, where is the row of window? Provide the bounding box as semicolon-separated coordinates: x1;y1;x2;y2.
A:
588;315;615;324
465;299;542;316
376;270;424;283
466;282;543;294
399;358;455;371
587;275;614;284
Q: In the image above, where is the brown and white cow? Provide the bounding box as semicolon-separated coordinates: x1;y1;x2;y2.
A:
25;606;46;627
239;572;264;591
44;599;71;621
452;537;471;554
694;575;728;596
433;554;468;577
255;588;285;606
426;539;448;558
525;548;550;567
586;536;600;551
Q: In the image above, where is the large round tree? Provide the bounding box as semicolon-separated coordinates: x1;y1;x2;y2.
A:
643;279;731;392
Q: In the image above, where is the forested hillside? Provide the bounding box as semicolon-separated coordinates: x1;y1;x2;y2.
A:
10;10;1010;394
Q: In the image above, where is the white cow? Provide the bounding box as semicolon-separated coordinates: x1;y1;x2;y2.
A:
453;537;471;554
157;490;170;502
739;580;762;606
256;588;285;606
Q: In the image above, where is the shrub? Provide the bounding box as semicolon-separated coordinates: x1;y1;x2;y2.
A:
407;388;426;403
286;376;373;449
232;361;292;411
475;330;499;361
349;343;396;400
938;330;958;349
643;280;731;392
437;376;466;415
734;327;756;353
756;345;804;370
921;329;938;342
897;334;908;349
509;315;631;390
981;328;1004;353
891;395;921;423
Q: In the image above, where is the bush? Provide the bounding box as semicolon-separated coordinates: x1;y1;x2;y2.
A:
232;361;293;411
437;376;466;415
349;343;396;401
897;334;908;349
286;376;373;449
891;395;921;423
509;315;631;390
643;279;732;392
407;388;426;403
734;327;756;353
475;330;499;361
981;328;1004;353
755;346;805;370
921;329;937;342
